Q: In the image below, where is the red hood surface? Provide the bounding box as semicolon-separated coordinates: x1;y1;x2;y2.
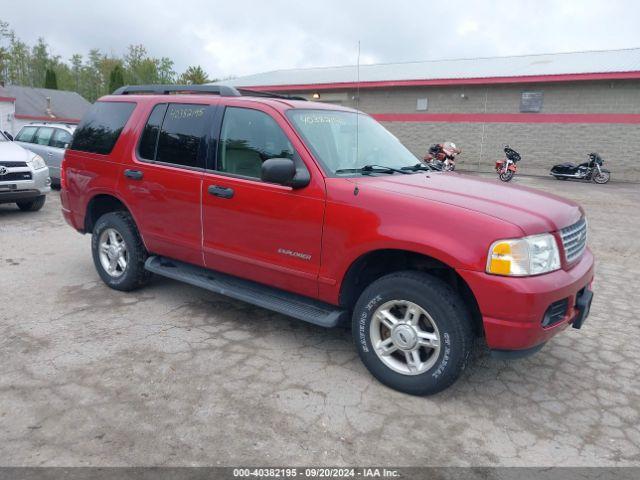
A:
356;172;582;235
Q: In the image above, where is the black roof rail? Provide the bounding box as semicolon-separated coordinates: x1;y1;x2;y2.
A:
112;84;241;97
237;88;308;101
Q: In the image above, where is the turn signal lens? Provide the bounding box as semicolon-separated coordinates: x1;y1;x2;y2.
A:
486;234;560;276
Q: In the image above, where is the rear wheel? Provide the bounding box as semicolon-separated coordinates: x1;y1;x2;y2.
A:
352;271;473;395
92;211;150;291
16;195;46;212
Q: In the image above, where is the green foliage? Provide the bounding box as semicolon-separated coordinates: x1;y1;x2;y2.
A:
177;65;209;85
108;64;125;93
0;18;219;102
44;68;58;89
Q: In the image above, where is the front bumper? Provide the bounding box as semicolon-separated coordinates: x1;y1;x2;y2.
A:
0;167;51;203
458;248;595;352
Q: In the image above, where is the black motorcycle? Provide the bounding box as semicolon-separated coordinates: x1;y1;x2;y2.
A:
550;153;610;184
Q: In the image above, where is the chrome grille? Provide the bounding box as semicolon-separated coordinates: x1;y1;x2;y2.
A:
560;218;587;263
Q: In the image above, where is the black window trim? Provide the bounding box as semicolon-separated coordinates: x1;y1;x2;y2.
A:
135;101;213;172
209;105;309;184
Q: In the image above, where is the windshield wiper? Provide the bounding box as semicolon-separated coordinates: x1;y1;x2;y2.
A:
335;164;409;175
401;163;434;172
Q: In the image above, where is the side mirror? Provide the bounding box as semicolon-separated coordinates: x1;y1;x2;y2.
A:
3;131;13;141
64;143;70;149
261;158;309;188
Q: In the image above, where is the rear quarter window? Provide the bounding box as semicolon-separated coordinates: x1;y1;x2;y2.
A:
70;101;136;155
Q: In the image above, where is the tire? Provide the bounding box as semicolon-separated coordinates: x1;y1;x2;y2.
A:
352;271;474;395
91;211;150;291
16;195;46;212
593;171;610;184
499;170;514;182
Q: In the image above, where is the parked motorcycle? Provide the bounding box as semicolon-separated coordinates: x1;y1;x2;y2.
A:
495;145;521;182
550;153;610;184
423;142;461;171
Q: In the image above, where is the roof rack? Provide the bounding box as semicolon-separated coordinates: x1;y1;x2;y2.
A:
112;84;241;97
237;88;308;101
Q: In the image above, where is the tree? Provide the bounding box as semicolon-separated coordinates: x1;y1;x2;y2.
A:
178;65;209;85
44;68;57;89
30;37;49;87
108;64;125;93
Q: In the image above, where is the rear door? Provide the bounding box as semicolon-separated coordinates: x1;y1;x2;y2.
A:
201;103;326;298
119;101;215;266
46;128;73;182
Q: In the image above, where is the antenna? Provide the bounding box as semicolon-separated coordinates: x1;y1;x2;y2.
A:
355;41;361;168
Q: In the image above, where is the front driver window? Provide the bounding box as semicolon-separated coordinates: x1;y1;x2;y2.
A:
217;107;295;179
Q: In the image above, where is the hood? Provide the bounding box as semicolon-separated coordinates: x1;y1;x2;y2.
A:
0;141;33;164
357;172;582;235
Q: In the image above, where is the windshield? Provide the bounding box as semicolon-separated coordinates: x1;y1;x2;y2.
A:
287;109;419;175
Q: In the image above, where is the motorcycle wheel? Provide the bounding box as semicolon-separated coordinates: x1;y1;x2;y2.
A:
593;171;610;184
499;170;514;182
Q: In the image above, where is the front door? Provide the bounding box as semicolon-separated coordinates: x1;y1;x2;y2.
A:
202;104;326;298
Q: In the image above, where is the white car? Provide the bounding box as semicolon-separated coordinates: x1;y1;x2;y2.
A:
0;130;51;211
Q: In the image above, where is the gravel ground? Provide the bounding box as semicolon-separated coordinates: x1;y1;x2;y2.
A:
0;175;638;467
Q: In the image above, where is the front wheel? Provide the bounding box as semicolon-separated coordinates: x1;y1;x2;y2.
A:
16;195;46;211
91;211;151;291
593;171;610;184
352;271;473;395
499;170;514;182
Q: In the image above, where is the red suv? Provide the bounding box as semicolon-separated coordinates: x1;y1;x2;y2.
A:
61;85;594;395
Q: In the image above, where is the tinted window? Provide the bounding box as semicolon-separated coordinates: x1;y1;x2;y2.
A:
16;126;38;143
70;101;136;155
51;129;73;148
217;107;294;178
155;104;206;168
34;127;54;145
138;103;168;161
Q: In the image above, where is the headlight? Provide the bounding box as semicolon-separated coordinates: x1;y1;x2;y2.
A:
27;154;47;170
486;233;560;276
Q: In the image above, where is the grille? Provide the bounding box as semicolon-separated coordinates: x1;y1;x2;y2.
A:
0;161;28;167
560;218;587;263
0;171;32;181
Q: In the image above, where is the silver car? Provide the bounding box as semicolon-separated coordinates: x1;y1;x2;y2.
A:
14;123;75;187
0;131;51;211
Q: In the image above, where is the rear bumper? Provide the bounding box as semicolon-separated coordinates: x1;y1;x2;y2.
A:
458;249;595;351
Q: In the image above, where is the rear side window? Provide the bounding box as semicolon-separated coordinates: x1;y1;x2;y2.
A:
139;103;207;168
51;129;73;148
70;101;136;155
16;126;38;143
34;127;54;145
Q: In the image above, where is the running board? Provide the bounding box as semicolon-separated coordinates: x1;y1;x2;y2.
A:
145;256;348;328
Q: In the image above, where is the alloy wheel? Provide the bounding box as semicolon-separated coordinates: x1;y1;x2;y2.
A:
370;300;441;375
98;228;128;277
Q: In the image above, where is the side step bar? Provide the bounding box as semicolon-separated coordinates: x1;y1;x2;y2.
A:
145;256;348;328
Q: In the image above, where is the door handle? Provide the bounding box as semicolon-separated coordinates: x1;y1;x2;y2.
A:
47;152;53;156
208;185;234;199
124;169;143;180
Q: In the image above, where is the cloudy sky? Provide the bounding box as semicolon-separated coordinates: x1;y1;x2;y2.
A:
2;0;639;78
